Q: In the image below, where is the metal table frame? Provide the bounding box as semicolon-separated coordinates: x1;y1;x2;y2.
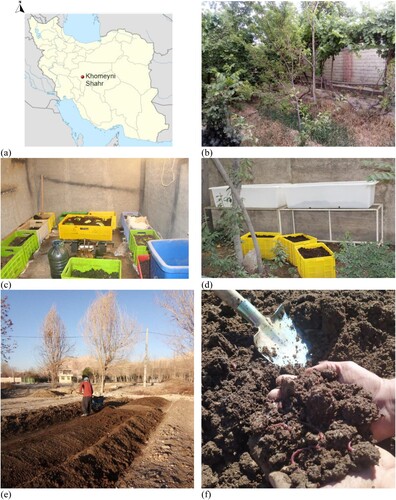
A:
279;204;383;244
204;204;384;244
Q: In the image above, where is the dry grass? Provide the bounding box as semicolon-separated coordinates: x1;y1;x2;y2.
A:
237;90;394;147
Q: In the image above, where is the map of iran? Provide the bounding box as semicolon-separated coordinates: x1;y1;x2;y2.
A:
25;14;172;147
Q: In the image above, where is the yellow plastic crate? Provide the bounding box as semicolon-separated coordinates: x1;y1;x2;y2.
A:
58;215;113;241
88;211;116;230
240;232;280;260
278;233;317;266
296;242;336;278
35;212;56;231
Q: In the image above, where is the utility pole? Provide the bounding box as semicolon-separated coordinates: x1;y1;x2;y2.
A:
143;328;149;387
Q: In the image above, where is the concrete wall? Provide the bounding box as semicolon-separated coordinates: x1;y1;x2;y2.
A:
140;158;189;239
1;158;188;239
1;159;36;238
323;48;386;85
203;158;395;243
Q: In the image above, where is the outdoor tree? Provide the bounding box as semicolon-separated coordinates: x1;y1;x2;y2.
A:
40;306;73;387
157;290;194;355
252;1;310;131
81;292;139;394
1;296;16;363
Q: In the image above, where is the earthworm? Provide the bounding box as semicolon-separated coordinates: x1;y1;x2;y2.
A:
347;440;354;453
290;444;321;465
301;421;326;442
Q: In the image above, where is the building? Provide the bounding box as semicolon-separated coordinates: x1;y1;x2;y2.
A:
58;369;73;384
323;48;386;86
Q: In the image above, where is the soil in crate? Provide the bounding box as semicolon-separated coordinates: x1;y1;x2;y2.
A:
202;290;395;488
134;235;154;246
298;247;331;258
140;260;150;279
71;269;118;279
63;216;111;226
284;235;309;243
249;369;379;487
1;256;12;268
248;234;275;239
9;235;32;246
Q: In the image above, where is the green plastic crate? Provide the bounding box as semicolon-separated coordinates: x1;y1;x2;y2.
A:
1;230;39;263
129;229;160;265
61;257;122;279
0;247;26;279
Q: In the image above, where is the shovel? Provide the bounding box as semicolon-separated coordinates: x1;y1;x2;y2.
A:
214;290;310;366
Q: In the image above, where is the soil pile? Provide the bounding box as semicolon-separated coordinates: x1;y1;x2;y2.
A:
202;291;395;488
30;388;62;398
249;370;379;487
63;216;111;226
71;268;119;278
1;397;168;488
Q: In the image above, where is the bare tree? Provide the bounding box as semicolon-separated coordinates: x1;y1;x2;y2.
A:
81;292;139;394
40;306;73;387
157;291;194;355
1;296;16;363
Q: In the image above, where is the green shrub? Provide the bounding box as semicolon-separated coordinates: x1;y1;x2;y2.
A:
335;239;395;278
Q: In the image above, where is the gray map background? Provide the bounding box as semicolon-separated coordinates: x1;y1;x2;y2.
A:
25;14;172;146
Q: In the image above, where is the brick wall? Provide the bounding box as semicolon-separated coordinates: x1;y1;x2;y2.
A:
323;48;386;85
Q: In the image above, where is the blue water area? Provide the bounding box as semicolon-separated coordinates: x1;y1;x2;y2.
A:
35;27;41;39
63;14;101;43
57;98;171;147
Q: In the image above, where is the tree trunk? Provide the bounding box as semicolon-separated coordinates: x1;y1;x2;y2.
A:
231;159;244;266
330;55;334;85
100;372;105;394
212;159;264;274
311;2;319;103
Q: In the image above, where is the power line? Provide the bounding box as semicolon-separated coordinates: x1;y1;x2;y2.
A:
9;331;175;339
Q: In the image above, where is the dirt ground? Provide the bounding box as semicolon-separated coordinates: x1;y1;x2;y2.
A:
237;90;394;147
1;381;194;488
201;291;395;488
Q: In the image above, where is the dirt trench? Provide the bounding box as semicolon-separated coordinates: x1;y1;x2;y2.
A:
201;290;395;488
1;397;168;488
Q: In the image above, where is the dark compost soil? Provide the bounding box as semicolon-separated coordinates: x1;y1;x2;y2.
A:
134;235;156;246
71;268;119;279
63;216;111;226
1;256;12;268
298;247;331;258
1;397;168;488
9;235;32;246
284;235;310;243
139;259;150;279
201;291;395;488
248;234;275;239
249;370;379;487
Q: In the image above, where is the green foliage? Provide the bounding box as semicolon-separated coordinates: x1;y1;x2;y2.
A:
269;241;289;270
335;237;395;278
82;367;93;379
363;160;395;182
202;71;244;146
357;2;395;60
300;110;353;146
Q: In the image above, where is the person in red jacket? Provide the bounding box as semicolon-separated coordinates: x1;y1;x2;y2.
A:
79;376;93;416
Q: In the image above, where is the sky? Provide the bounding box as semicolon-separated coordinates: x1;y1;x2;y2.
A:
2;290;192;371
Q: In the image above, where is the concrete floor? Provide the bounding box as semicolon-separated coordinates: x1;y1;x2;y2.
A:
20;228;139;279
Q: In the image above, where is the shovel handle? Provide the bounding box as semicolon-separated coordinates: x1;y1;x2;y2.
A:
214;290;265;327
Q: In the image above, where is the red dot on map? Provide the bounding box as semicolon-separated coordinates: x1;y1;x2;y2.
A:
81;75;85;79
